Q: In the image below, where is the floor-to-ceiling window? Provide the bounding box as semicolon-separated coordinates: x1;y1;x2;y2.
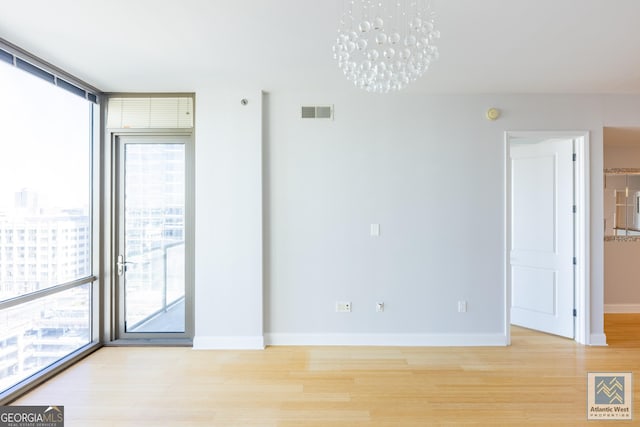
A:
0;44;100;401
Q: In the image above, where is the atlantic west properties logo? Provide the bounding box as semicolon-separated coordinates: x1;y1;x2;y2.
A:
587;372;632;420
0;405;64;427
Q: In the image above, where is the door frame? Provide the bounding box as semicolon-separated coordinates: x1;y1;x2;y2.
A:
102;129;195;345
504;131;590;345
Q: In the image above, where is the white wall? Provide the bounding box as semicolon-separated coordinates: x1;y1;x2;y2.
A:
265;94;505;344
193;89;640;348
193;88;264;349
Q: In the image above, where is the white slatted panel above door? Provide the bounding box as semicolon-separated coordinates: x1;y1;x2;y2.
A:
107;97;193;129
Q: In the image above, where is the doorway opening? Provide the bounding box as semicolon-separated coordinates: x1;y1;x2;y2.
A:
603;127;640;346
115;136;191;339
102;94;195;345
505;131;590;345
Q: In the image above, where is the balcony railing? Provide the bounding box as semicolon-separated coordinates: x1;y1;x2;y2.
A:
126;241;185;333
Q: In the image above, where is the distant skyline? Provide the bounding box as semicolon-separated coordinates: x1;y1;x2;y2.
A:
0;61;94;211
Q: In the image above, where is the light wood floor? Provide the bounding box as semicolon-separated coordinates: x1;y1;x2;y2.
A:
12;314;640;426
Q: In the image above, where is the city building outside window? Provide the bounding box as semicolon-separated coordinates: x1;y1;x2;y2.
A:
0;53;97;395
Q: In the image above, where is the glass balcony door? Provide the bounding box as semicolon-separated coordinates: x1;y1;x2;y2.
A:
116;135;190;339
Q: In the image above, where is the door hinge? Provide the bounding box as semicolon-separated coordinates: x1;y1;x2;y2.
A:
573;205;577;213
573;257;577;265
573;309;577;317
572;153;577;161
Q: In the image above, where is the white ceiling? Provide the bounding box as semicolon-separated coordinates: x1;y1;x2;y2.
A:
2;0;640;94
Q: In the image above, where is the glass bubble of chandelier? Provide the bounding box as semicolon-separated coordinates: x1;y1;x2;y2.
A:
332;0;440;93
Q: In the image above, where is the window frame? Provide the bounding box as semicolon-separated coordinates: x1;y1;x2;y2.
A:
0;38;103;405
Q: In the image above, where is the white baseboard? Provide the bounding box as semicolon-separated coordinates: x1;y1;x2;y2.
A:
604;304;640;313
589;333;608;346
193;335;265;350
264;333;508;347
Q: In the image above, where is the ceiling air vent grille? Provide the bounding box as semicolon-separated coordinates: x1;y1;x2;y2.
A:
301;105;333;119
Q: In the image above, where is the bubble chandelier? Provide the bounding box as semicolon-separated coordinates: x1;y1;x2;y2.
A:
332;0;440;93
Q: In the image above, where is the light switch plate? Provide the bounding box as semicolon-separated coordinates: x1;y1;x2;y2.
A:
458;301;467;313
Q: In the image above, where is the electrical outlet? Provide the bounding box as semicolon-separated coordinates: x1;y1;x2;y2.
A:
458;301;467;313
336;301;351;312
376;302;384;312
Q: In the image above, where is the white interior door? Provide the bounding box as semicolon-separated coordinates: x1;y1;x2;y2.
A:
509;138;575;338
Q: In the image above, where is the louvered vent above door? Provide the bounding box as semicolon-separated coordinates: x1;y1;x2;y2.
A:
107;96;194;129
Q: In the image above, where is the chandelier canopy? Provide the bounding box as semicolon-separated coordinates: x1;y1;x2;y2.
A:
333;0;440;94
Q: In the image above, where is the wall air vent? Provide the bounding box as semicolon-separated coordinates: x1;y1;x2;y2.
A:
301;105;333;119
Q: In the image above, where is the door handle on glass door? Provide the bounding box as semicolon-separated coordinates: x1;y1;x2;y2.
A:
117;254;131;276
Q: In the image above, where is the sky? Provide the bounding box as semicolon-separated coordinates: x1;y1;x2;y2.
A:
0;61;93;211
